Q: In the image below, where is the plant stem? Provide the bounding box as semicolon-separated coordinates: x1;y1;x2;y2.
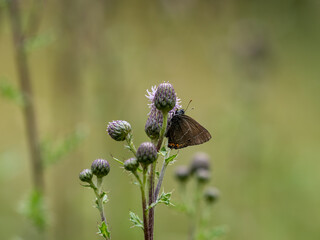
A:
96;177;108;226
149;111;168;240
141;167;150;240
126;134;137;156
8;0;44;192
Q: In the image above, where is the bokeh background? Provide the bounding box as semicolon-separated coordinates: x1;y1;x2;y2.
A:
1;0;320;239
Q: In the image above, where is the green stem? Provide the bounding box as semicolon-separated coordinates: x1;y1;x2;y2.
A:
141;167;150;240
126;134;137;156
149;111;168;240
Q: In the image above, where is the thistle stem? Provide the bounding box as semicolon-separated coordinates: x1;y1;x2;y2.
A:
141;167;150;240
126;134;137;156
149;111;168;240
90;178;110;240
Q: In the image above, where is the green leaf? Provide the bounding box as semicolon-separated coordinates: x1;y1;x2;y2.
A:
165;153;178;164
129;211;144;230
101;192;109;204
41;127;86;166
159;146;167;156
148;191;174;210
19;189;47;231
0;79;25;106
24;32;56;52
97;221;111;239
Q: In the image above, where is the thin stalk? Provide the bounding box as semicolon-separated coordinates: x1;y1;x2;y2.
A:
140;167;149;240
8;0;44;192
149;111;168;240
126;134;137;156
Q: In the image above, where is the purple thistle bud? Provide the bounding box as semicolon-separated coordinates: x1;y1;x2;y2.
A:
190;152;210;174
136;142;157;166
195;169;210;183
91;159;110;178
79;169;93;182
154;82;176;113
174;165;190;182
124;157;139;172
107;120;131;141
145;110;162;140
145;83;181;139
204;187;220;204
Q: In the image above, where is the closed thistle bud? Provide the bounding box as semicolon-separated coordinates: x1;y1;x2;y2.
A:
190;152;210;174
136;142;157;166
79;169;93;183
174;165;190;182
145;110;162;140
107;120;131;141
154;82;176;113
91;159;110;178
195;169;210;183
204;187;220;204
124;158;139;172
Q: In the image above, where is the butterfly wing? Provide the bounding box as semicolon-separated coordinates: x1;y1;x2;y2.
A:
166;115;212;149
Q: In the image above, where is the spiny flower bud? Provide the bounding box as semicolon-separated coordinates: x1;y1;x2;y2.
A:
195;169;210;183
136;142;157;166
145;110;162;140
190;152;210;174
204;187;220;204
107;120;131;141
174;165;190;182
79;169;93;183
91;159;110;178
124;158;139;172
154;82;176;113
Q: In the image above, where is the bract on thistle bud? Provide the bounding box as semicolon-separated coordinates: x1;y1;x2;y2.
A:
107;120;132;141
174;165;190;182
154;82;177;113
195;169;210;183
124;158;139;172
204;187;220;204
91;159;110;178
190;152;210;174
79;169;93;183
136;142;157;166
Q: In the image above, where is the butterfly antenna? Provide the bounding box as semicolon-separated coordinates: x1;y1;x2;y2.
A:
185;100;192;112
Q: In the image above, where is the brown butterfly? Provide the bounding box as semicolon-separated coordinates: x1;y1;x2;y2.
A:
166;109;212;149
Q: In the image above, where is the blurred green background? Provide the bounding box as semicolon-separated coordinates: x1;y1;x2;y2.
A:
1;0;320;239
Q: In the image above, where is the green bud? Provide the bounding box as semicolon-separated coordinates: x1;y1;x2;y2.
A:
79;169;93;182
124;158;139;172
107;120;131;141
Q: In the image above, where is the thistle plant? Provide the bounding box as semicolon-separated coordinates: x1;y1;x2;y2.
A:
173;152;226;240
79;159;111;240
80;82;213;240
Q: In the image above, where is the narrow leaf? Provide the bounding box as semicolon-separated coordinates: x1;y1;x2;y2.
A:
129;211;144;230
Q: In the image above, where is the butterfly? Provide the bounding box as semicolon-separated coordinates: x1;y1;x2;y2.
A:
166;109;212;149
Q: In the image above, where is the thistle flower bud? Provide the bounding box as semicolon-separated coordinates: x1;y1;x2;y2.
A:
91;159;110;178
107;120;131;141
154;82;176;113
195;169;210;183
204;187;220;204
174;165;190;182
79;169;93;183
136;142;157;166
124;157;139;172
145;110;162;140
190;152;210;174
